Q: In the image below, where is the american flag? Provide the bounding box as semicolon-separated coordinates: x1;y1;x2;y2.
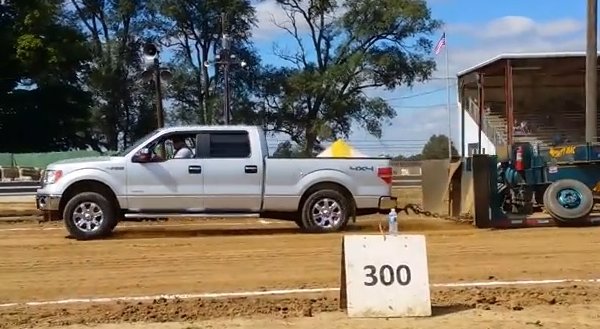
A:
434;32;446;55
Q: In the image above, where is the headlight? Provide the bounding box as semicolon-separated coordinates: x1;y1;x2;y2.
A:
43;170;63;184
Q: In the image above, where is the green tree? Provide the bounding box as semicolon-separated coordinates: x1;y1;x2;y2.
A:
256;0;441;155
149;0;261;125
393;154;423;161
272;141;296;157
271;140;325;157
0;0;95;152
66;0;156;150
420;134;458;160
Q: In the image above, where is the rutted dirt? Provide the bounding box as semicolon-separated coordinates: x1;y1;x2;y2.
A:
2;285;600;328
1;215;600;328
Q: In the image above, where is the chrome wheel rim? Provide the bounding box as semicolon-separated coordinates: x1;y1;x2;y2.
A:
72;201;104;232
311;198;343;228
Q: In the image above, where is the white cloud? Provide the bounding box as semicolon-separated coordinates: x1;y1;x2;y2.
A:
537;19;584;37
448;16;584;40
446;22;585;79
253;0;294;41
481;16;538;39
252;0;347;41
442;16;584;75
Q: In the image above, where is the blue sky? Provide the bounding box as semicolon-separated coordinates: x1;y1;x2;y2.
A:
246;0;589;156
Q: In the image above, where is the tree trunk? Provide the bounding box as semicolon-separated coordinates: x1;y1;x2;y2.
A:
201;46;210;124
304;130;317;156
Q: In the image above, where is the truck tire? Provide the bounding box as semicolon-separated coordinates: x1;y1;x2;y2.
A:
300;188;350;233
63;192;118;240
543;179;593;225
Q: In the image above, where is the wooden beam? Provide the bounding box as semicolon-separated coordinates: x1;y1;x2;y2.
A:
586;0;598;142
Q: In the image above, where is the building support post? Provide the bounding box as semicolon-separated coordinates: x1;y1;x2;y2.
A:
505;60;514;147
460;80;466;159
477;73;485;154
585;0;598;143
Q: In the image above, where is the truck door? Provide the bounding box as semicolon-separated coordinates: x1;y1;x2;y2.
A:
198;130;263;212
126;132;205;211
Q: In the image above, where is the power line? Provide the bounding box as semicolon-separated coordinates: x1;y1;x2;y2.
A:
265;143;428;149
389;103;457;109
429;76;458;80
267;138;450;145
266;144;425;148
371;83;458;103
384;85;457;101
266;139;430;143
265;139;444;144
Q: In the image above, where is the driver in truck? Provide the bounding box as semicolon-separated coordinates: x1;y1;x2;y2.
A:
172;135;193;159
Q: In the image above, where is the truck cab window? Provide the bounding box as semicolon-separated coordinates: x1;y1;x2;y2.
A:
149;134;196;160
209;132;250;158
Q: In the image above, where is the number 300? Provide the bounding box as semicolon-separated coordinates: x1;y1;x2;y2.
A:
363;264;411;286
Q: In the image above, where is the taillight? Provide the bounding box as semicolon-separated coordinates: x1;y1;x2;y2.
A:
377;166;393;185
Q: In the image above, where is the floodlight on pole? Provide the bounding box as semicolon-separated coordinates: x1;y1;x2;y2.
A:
203;13;250;125
140;42;172;129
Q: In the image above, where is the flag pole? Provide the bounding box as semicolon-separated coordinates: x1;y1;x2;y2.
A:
443;32;453;218
444;32;452;161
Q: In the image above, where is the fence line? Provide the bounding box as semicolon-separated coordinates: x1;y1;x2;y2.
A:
0;151;104;168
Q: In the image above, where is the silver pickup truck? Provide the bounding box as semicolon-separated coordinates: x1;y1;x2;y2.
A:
35;125;397;240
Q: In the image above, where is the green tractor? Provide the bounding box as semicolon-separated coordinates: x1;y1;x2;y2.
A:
471;142;600;228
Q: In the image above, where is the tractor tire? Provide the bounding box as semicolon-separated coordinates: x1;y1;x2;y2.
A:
299;188;351;233
63;192;118;240
543;179;593;225
542;186;550;210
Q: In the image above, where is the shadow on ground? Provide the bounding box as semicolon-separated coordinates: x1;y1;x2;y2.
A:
431;304;474;316
64;223;383;240
61;217;478;241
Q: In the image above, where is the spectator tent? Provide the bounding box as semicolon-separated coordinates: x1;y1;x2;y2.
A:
317;139;368;157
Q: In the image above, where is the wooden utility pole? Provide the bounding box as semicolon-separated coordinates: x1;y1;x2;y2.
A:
585;0;597;143
208;12;246;125
153;57;165;128
221;13;232;125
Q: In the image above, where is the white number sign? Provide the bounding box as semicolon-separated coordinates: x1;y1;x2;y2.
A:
339;234;431;317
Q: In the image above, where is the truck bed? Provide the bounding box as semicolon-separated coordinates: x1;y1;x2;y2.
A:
261;156;393;212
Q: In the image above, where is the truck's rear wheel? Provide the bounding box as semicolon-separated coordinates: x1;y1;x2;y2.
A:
300;188;350;233
543;179;593;226
63;192;118;240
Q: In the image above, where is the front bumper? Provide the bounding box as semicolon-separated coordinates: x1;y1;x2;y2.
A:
378;196;398;213
36;193;61;211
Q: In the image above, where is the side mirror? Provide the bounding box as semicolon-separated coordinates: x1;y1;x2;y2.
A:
132;148;151;163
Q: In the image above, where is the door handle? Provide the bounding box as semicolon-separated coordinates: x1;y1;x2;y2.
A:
188;165;202;174
244;165;258;174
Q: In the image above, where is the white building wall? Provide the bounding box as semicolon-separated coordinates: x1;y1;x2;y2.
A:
457;101;496;155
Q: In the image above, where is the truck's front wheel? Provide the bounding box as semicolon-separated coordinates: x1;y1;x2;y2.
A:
63;192;118;240
300;188;350;233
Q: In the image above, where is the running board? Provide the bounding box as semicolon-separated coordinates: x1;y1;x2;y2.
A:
124;213;260;219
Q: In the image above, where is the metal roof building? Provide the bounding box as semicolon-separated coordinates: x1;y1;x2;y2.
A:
456;51;598;157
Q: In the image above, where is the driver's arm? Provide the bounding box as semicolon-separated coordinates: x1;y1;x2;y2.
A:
150;142;166;160
174;147;193;159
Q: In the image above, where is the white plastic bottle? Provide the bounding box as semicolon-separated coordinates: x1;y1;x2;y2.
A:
388;208;398;235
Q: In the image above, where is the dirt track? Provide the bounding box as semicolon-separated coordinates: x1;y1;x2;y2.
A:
2;215;600;328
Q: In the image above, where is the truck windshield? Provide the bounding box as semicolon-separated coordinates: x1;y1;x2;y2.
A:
113;129;159;156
